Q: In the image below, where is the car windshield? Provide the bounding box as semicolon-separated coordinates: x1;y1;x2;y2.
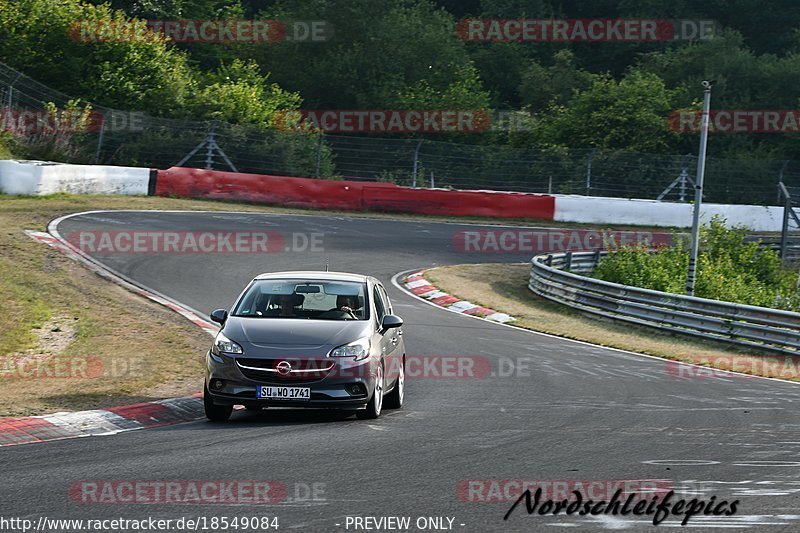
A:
232;279;369;320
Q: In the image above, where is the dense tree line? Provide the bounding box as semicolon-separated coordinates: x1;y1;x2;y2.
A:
2;0;800;160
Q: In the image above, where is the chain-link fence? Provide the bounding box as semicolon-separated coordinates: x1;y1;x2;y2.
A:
2;61;799;205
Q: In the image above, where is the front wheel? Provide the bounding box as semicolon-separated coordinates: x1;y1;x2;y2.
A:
204;386;233;422
384;358;404;409
356;363;384;420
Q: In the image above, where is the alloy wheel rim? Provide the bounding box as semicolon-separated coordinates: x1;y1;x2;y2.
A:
375;365;383;414
398;363;404;404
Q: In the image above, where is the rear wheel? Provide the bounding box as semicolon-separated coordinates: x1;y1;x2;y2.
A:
384;358;404;409
204;386;233;422
356;363;384;420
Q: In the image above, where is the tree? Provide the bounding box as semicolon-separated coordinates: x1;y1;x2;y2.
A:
245;0;480;109
518;50;595;112
185;59;302;129
637;29;800;158
0;0;197;113
527;70;680;152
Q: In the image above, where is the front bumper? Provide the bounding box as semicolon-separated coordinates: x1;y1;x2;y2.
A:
205;351;377;409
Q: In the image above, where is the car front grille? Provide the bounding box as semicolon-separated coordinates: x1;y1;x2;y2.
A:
235;358;335;384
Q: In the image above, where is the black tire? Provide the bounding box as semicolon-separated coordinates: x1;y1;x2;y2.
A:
204;386;233;422
356;363;384;420
384;357;404;410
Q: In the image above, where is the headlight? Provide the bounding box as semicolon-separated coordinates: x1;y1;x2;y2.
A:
214;331;243;355
328;337;370;361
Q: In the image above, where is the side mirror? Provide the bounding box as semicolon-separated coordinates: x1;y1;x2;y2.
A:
381;314;403;330
210;309;228;325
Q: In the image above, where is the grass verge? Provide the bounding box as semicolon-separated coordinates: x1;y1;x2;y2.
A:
425;263;800;381
0;198;221;416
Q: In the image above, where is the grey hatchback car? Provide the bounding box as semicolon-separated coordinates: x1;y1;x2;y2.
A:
204;271;406;421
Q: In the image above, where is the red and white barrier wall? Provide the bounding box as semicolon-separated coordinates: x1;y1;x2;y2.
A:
154;167;556;220
153;167;785;231
0;160;151;196
554;195;784;232
0;161;786;231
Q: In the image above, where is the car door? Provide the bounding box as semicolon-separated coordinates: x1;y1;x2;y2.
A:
371;284;394;386
376;283;402;385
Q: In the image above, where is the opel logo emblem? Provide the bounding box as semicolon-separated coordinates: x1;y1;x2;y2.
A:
276;361;292;375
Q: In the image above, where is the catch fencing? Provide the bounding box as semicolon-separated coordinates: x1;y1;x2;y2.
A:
2;61;800;205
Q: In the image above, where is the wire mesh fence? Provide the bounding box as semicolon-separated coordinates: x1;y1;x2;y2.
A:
2;61;799;205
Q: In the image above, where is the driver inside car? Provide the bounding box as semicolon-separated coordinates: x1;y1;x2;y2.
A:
319;295;362;319
264;294;303;317
336;295;358;315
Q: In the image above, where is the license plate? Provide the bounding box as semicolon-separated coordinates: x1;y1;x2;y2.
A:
257;386;310;400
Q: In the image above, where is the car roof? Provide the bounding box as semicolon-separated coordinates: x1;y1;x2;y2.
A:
253;271;374;283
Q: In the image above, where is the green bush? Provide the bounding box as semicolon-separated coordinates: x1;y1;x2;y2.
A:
592;238;688;294
0;130;18;159
0;0;197;114
592;217;800;311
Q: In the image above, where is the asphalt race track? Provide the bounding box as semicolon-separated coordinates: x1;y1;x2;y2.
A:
4;210;800;532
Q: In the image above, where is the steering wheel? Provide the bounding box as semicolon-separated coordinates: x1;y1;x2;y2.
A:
318;307;358;320
339;306;358;319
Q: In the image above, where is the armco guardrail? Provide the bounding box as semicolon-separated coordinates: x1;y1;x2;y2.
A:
528;251;800;355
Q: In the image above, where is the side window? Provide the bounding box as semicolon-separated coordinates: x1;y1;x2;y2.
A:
373;286;386;325
378;285;392;314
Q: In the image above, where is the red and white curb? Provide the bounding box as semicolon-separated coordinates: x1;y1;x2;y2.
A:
0;395;205;447
401;270;515;324
0;228;223;447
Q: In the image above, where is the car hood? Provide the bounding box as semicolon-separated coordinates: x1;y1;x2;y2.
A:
225;317;372;349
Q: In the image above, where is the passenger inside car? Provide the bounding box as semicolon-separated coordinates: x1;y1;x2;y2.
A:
318;295;364;320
